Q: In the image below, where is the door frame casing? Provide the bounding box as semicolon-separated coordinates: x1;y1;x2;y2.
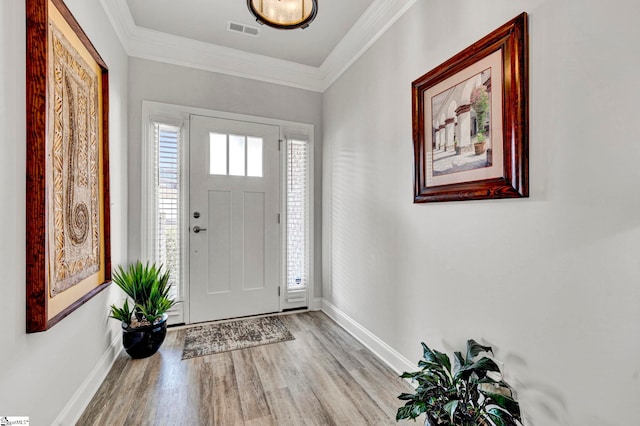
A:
140;101;315;325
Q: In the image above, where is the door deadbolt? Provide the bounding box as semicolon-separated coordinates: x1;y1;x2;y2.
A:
193;211;200;218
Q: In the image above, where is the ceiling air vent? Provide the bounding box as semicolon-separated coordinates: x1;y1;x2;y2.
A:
227;20;260;37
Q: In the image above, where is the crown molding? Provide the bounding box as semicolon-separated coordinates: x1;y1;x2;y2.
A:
99;0;135;50
318;0;417;91
100;0;415;92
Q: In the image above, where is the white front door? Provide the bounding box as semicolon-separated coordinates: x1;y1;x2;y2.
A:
189;115;281;323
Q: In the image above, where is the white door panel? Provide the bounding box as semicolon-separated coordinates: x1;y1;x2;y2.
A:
189;115;280;323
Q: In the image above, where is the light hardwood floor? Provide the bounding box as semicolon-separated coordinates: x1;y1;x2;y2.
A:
77;311;414;425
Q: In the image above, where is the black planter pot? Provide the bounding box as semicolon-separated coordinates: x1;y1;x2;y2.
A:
122;314;168;359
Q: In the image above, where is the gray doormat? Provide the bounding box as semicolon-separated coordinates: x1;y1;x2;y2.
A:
182;315;295;360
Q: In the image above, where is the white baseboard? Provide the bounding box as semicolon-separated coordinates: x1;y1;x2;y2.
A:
309;297;323;311
320;298;415;375
53;334;122;425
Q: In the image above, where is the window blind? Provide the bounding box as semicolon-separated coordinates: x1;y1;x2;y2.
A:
287;139;309;290
154;123;181;300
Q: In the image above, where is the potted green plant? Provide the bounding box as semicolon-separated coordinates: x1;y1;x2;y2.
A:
109;261;177;359
397;339;522;426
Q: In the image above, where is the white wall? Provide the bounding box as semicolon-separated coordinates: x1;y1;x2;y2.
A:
0;0;128;423
127;58;323;297
322;1;640;425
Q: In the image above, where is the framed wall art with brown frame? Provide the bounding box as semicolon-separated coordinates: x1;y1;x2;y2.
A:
26;0;111;332
412;13;529;203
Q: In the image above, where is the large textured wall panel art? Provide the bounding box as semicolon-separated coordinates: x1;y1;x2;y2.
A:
48;22;101;295
26;0;111;332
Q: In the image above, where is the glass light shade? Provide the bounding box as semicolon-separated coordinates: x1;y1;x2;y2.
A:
247;0;318;30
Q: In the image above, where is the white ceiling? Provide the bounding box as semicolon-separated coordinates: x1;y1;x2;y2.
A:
125;0;373;68
100;0;417;91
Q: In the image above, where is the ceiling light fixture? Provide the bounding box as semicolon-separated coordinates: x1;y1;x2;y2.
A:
247;0;318;30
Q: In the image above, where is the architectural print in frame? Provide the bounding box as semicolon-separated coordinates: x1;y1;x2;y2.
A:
26;0;111;332
412;13;529;203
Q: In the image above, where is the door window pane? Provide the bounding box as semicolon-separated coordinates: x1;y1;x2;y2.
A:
247;137;263;177
209;132;264;178
229;134;246;176
209;132;227;175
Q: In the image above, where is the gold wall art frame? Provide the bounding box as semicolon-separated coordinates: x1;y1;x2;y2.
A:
26;0;111;332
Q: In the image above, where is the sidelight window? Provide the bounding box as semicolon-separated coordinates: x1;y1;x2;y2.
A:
152;123;182;302
286;139;310;291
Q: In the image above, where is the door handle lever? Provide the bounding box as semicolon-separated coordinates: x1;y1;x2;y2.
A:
193;226;207;233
